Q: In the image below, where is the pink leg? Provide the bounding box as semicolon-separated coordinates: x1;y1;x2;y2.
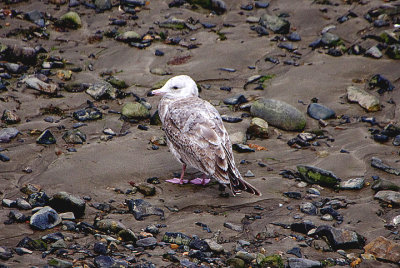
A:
166;164;188;184
190;174;211;185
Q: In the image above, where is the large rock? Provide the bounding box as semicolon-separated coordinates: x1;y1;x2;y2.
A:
371;178;400;192
49;192;86;218
127;199;164;220
30;206;61;230
371;157;400;176
364;236;400;263
250;98;306;131
313;225;365;250
260;14;290;34
347;86;380;112
121;102;150;119
297;165;340;187
374;190;400;206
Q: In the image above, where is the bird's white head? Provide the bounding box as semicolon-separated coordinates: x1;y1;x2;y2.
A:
152;75;199;99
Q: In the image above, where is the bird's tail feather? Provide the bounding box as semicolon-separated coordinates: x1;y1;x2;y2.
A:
227;166;262;196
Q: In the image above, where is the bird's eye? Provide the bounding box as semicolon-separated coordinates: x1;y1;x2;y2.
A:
172;86;178;90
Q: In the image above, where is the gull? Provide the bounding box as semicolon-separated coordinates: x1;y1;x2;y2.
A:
152;75;261;196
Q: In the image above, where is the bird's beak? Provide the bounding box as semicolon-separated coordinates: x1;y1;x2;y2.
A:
151;86;168;96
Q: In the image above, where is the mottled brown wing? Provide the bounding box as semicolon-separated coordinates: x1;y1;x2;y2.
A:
163;97;231;184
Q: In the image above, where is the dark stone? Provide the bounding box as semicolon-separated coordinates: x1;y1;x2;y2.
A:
155;49;164;56
251;25;269;36
300;202;318;215
371;178;400;192
0;246;13;260
136;237;157;248
284;192;302;199
232;144;255;153
162;232;192;246
0;153;10;162
94;255;116;268
41;232;64;243
320;206;342;221
291;221;316;234
8;210;28;223
36;130;56;145
94;242;107;255
287;247;302;258
382;123;400;137
126;199;164;220
27;192;49;208
313;225;365;250
137;183;156;196
307;103;335;120
255;1;269;8
287;32;301;41
189;238;210;251
371;157;400;176
221;116;242;123
369;74;395;94
49;192;86;218
17;237;47;251
201;22;216;28
73;107;103;122
25;10;45;27
373;134;389;143
223;95;247;105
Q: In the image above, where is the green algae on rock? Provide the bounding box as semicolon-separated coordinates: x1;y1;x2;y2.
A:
297;165;340;187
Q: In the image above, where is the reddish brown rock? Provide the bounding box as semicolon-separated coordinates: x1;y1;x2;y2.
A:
364;236;400;263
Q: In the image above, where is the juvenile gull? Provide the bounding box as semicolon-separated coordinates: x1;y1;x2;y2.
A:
152;75;261;196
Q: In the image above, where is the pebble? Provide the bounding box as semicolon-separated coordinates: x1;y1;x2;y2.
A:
347;86;380;112
24;76;58;95
232;144;255;153
288;258;321;268
1;109;21;124
86;81;118;100
136;237;157;248
121;102;150;119
244;170;255;177
30;206;62;230
223;222;243;232
58;11;82;29
126;199;164;220
0;127;20;143
371;157;400;176
137;183;156;196
47;258;73;268
0;246;13;260
307;103;335;120
36;130;56;145
223;94;247;105
95;219;126;233
371;178;400;192
260;14;290;34
221;115;242;123
62;129;86;144
339;177;365;190
374;190;400;206
73;107;103;121
205;239;224;253
2;198;16;207
300;202;317;215
0;153;10;162
16;198;32;210
236;251;256;262
313;225;365;250
27;192;49;207
365;46;383;59
49;191;86;218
